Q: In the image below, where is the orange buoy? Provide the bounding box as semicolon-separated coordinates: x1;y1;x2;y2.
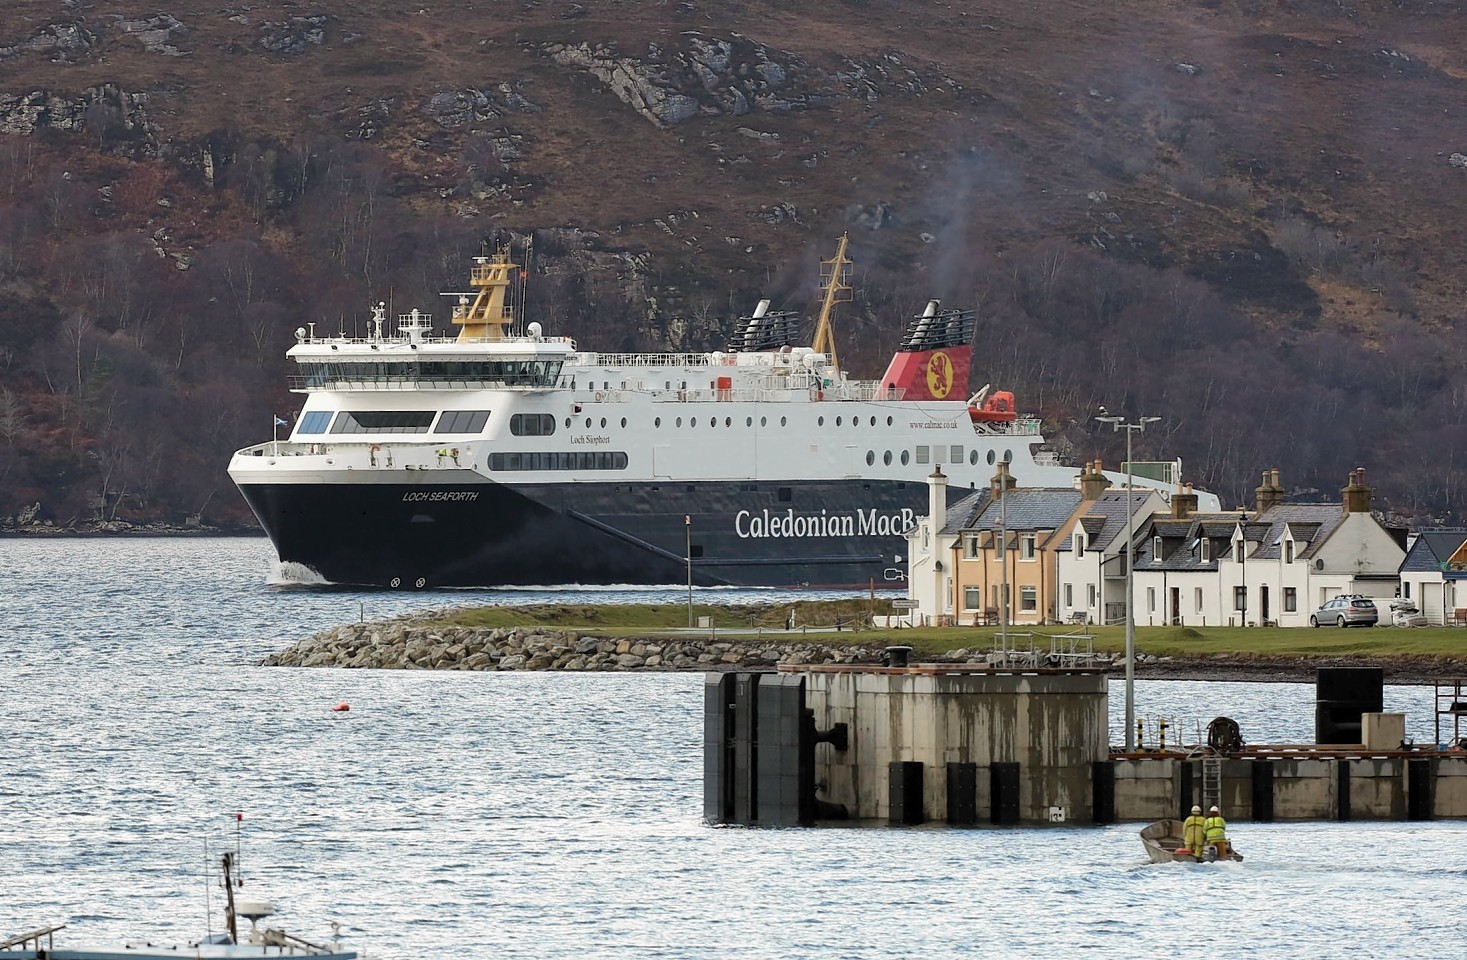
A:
332;701;351;712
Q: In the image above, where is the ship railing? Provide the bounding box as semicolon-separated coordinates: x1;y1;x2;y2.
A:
574;351;714;367
287;376;558;390
236;441;474;469
296;333;574;346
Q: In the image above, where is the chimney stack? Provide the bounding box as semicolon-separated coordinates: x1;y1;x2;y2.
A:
1079;459;1112;501
991;460;1016;498
1343;467;1372;513
1254;468;1285;515
1171;482;1200;519
928;465;949;533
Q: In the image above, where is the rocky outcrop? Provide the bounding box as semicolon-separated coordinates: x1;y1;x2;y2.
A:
0;85;156;147
116;14;190;57
0;22;99;63
263;620;901;671
540;32;807;128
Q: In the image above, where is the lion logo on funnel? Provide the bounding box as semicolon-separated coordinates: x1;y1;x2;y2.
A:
926;351;954;399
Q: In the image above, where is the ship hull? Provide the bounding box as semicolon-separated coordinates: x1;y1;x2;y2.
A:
236;475;935;589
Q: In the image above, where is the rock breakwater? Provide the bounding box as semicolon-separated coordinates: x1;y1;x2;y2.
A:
262;620;899;671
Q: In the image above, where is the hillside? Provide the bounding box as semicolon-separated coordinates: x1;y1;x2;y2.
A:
1;0;1465;528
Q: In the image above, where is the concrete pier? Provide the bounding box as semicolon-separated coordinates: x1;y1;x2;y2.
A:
703;663;1467;825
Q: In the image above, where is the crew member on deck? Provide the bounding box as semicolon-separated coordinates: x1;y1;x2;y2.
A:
1183;804;1206;857
1204;805;1229;857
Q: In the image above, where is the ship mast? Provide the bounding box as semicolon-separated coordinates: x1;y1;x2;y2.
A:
812;233;853;372
452;249;518;341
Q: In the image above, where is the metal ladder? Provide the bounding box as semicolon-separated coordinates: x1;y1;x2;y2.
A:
1201;755;1223;812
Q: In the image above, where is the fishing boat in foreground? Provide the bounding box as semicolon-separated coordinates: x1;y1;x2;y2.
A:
1140;819;1245;864
0;853;358;959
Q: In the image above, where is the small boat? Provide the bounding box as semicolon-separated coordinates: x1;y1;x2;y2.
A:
1;853;357;958
1140;819;1244;864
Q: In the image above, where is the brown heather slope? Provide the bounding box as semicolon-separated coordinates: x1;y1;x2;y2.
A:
0;0;1464;526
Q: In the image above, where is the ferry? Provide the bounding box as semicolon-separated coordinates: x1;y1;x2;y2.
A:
228;237;1205;589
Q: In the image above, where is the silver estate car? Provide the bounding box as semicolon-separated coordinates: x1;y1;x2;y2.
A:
1310;595;1379;628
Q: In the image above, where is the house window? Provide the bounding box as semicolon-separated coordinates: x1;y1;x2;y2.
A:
964;586;982;610
1087;584;1096;607
1201;539;1211;562
1020;534;1037;560
1075;533;1085;559
995;533;1006;561
1284;540;1294;564
992;584;1010;610
1404;582;1411;599
1195;587;1203;614
1064;583;1073;608
1234;586;1246;611
1020;586;1037;612
1153;536;1162;561
963;534;980;559
1147;587;1156;613
1284;588;1297;612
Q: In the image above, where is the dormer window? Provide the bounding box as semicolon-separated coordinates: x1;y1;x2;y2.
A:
1020;534;1037;560
1236;537;1246;559
1285;540;1294;564
1153;536;1162;561
1201;538;1211;562
1075;533;1086;558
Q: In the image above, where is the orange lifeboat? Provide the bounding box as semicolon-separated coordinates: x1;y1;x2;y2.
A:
969;390;1017;423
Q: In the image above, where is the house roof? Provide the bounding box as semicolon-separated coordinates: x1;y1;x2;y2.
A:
966;488;1082;533
1401;530;1467;574
939;489;990;536
1057;492;1155;553
1247;504;1347;561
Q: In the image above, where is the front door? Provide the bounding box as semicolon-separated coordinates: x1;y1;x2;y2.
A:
1260;585;1270;625
1169;587;1180;625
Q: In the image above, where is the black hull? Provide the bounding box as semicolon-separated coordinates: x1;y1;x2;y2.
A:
236;476;944;589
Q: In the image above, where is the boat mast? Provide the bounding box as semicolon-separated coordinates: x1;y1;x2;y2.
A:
812;233;853;372
452;248;518;342
221;852;238;944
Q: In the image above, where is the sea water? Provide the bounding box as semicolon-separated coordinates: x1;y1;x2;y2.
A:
0;538;1460;959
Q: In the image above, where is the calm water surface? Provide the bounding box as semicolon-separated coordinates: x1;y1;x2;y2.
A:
1;539;1461;958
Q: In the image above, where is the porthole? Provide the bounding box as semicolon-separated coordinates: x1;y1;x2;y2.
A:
621;417;627;428
585;418;592;428
901;450;911;466
761;417;768;427
564;417;572;428
710;418;716;429
887;416;893;426
866;450;876;466
818;416;825;427
1004;449;1013;463
780;416;787;427
725;417;732;427
746;417;753;427
677;417;683;427
655;417;662;428
870;417;876;426
836;416;842;426
987;450;996;465
600;417;607;428
970;450;979;465
883;450;893;466
691;417;698;427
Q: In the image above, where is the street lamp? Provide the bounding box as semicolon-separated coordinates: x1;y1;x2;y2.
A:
1238;510;1249;627
1096;410;1161;753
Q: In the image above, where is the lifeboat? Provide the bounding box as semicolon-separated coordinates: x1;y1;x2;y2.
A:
969;389;1017;423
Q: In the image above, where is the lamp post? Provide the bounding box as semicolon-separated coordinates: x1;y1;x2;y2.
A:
685;514;693;628
1238;510;1249;627
1096;411;1160;752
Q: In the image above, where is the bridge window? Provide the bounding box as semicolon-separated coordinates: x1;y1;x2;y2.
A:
296;411;332;434
330;411;434;434
440;410;492;433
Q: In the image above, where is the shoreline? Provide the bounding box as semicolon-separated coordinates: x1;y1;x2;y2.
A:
263;618;1467;686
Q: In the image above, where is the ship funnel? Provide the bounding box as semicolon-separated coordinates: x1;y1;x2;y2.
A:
876;302;975;402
